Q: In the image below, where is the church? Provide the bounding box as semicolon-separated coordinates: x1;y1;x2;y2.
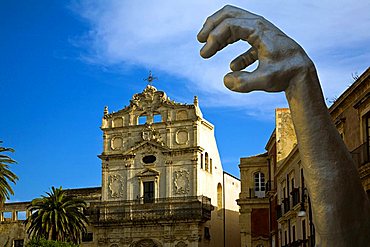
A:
0;82;241;247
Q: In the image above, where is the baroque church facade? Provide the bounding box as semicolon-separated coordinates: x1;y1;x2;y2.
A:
0;84;241;247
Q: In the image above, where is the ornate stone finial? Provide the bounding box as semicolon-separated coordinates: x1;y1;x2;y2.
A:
194;96;198;106
104;106;109;115
144;71;158;86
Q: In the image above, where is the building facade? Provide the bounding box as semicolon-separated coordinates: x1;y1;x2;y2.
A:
0;85;241;247
238;153;270;247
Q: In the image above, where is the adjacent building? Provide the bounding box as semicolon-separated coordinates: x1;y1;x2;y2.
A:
0;84;241;247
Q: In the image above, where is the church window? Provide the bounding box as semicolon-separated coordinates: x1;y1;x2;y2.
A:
217;183;222;209
153;114;162;123
254;172;265;198
138;115;147;125
143;181;155;203
205;152;209;171
142;155;156;164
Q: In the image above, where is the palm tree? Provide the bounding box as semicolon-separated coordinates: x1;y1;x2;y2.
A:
0;141;18;203
25;186;89;243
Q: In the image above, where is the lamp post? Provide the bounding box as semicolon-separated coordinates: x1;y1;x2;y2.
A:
298;187;315;247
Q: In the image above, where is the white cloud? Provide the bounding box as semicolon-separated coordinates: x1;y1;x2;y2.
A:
71;0;370;115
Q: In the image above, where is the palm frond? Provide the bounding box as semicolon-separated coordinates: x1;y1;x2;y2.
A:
0;141;18;202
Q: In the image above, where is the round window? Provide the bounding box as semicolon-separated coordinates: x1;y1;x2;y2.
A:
142;155;156;164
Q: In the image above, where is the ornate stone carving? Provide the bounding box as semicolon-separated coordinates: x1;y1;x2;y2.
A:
123;237;133;245
187;234;199;242
98;238;108;244
163;233;175;243
136;168;159;179
132;239;161;247
124;161;132;168
176;129;188;145
175;241;187;247
130;85;180;113
174;170;190;194
108;174;124;198
141;124;164;145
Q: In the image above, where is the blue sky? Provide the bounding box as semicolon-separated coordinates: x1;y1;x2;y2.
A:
1;0;369;202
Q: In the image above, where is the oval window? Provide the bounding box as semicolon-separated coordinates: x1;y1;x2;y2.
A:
142;155;156;164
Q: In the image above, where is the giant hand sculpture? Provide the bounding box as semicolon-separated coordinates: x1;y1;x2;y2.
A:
198;5;370;247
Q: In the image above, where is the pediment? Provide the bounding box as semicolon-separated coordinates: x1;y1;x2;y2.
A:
122;141;170;156
136;168;159;178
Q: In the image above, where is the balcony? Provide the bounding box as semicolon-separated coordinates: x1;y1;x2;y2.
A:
351;142;369;168
281;238;313;247
87;196;213;225
248;188;266;198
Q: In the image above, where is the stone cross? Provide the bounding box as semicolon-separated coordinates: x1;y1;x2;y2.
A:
144;71;157;86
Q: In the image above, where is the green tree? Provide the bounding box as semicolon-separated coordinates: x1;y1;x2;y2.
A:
0;141;18;203
25;186;88;243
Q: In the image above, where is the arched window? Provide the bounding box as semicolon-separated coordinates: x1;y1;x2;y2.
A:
217;183;222;209
254;172;265;198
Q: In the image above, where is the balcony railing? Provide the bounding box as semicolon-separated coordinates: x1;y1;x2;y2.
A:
281;238;312;247
351;142;369;168
248;188;266;198
87;196;212;224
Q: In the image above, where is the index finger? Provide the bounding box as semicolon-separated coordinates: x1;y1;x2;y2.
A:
197;5;249;43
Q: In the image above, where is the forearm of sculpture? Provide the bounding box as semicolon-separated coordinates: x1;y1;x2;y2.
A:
198;5;370;246
285;64;370;246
